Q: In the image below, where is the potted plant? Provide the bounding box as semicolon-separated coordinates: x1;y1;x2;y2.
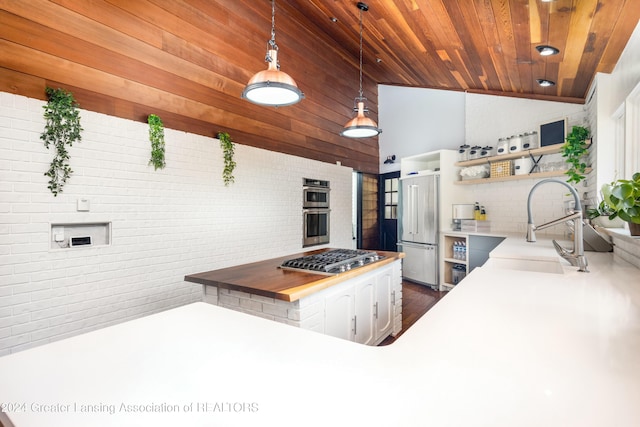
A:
561;125;591;184
600;172;640;236
586;200;625;228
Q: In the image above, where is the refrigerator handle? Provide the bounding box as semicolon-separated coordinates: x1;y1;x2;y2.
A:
433;175;439;234
410;184;418;235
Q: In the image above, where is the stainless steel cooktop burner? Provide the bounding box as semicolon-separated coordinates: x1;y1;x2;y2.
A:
280;249;383;275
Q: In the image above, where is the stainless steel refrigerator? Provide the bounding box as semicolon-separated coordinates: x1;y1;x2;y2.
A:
397;173;439;289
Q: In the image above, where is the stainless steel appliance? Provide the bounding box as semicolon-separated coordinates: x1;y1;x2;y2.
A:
303;178;330;208
397;173;439;288
452;203;475;231
303;208;330;247
280;249;382;275
302;178;330;247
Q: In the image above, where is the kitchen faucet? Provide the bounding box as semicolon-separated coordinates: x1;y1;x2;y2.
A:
526;178;588;272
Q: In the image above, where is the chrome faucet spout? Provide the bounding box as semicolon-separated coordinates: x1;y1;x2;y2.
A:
525;179;588;272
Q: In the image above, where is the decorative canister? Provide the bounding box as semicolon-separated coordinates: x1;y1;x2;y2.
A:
457;144;470;161
509;134;522;153
480;146;495;157
514;156;533;175
496;137;509;155
523;131;539;150
468;145;482;160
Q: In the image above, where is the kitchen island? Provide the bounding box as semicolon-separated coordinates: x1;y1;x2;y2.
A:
184;248;405;345
1;238;639;427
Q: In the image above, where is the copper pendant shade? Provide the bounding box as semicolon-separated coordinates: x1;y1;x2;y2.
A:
242;0;304;107
341;2;381;138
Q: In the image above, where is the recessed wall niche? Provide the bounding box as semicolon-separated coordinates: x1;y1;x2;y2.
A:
50;222;111;250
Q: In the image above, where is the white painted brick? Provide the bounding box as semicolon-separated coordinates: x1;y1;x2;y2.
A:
11;319;49;336
30;306;67;321
229;289;251;299
250;294;275;304
0;326;10;339
203;294;218;305
219;294;240;307
0;293;30;308
239;298;263;312
261;303;288;318
0;333;30;352
0;286;11;298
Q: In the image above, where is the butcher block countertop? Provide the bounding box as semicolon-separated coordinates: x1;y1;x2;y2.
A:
184;248;404;302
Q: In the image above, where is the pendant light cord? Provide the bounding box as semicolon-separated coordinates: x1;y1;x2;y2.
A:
358;6;364;100
266;0;279;69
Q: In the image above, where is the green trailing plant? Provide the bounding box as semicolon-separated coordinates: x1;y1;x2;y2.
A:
40;87;83;196
147;114;166;170
586;199;615;220
561;125;591;184
218;131;236;186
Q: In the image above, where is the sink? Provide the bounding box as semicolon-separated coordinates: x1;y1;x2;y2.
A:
483;257;565;274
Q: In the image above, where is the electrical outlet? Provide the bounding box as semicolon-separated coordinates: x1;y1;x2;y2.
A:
77;198;90;212
54;233;65;242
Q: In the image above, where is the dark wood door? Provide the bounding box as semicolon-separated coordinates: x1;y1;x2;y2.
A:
378;171;400;251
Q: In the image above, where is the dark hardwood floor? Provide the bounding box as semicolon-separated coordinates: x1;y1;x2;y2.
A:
379;281;447;346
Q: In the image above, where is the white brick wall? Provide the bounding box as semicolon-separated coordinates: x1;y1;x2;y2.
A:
0;92;353;356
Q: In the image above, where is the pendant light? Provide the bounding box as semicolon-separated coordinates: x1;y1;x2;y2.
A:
341;2;381;138
241;0;304;107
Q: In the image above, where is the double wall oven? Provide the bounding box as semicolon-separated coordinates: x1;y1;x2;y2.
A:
303;178;330;247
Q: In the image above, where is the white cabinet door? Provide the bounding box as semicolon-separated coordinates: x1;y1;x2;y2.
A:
354;279;376;345
375;269;393;340
324;288;355;341
322;262;399;345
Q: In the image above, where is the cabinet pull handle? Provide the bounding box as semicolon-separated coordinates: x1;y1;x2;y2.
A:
353;315;357;335
374;302;379;319
391;290;396;305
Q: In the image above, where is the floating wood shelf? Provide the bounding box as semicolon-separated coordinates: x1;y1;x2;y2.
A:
454;140;592;185
455;168;593;185
455;143;568;167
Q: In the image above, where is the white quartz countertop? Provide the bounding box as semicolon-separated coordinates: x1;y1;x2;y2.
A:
1;237;639;427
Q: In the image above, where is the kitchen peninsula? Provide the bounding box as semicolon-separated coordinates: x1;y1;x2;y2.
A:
1;237;638;427
185;248;404;345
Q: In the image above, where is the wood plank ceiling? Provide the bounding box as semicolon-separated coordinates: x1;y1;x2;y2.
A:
1;0;638;174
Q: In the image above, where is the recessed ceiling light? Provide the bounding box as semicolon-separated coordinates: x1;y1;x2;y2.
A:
536;79;556;87
536;45;560;56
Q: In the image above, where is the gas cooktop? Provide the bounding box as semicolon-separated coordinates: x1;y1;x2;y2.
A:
279;249;383;275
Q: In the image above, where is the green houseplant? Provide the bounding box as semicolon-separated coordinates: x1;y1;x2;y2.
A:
601;172;640;235
40;87;83;196
586;199;625;228
147;114;166;170
561;125;591;184
217;132;236;186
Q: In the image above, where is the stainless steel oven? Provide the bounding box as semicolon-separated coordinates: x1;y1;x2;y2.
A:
303;209;330;247
303;178;330;208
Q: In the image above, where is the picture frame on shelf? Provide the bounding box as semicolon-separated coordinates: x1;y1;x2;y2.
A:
539;117;568;147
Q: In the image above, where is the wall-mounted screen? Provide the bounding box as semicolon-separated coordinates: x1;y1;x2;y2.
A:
539;118;567;147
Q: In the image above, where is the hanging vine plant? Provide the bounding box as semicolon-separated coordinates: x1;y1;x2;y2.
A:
147;114;166;170
218;132;236;186
40;87;83;196
561;125;591;184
